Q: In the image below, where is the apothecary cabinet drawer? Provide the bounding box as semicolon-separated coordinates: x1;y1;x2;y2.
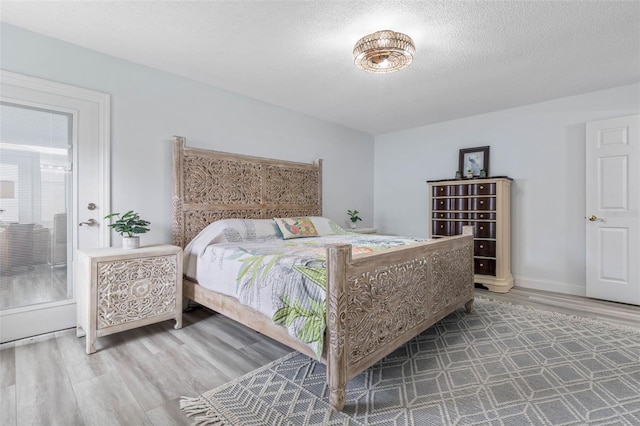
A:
432;185;452;197
469;197;496;211
432;221;452;236
433;211;452;219
473;222;496;238
471;212;496;221
432;198;452;210
470;183;496;195
474;240;496;257
474;258;496;276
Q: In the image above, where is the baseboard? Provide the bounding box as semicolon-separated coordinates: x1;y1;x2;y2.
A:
514;275;586;297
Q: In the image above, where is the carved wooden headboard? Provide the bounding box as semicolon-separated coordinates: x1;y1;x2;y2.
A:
172;136;323;248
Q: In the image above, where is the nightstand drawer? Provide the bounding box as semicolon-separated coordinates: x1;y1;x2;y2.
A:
96;255;178;329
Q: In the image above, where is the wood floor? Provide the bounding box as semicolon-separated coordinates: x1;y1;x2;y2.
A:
0;264;68;310
1;287;638;426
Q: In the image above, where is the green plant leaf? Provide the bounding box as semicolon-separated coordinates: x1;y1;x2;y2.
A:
293;265;326;291
272;300;293;324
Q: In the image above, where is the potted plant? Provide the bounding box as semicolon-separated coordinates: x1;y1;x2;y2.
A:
347;209;362;229
104;210;150;249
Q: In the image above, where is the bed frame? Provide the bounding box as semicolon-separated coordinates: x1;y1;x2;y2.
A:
172;136;475;410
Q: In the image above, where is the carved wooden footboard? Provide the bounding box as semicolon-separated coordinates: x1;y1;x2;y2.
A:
172;136;475;411
326;228;474;410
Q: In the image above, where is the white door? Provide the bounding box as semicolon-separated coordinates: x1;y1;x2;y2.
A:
0;71;110;342
585;114;640;305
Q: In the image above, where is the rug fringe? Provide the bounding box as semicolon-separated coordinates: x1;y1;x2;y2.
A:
180;396;226;425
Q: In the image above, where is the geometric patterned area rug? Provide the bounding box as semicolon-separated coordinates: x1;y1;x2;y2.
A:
181;297;640;425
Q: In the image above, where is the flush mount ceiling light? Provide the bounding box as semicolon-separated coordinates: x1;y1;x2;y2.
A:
353;30;415;73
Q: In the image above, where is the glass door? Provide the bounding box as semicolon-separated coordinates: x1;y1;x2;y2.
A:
0;103;73;314
0;70;110;343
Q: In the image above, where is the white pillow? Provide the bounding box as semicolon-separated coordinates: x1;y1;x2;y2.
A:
183;219;280;278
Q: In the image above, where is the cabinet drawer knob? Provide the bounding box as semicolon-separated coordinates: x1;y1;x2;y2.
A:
480;226;484;230
480;200;484;205
440;201;444;205
480;185;484;189
479;244;484;249
440;225;444;229
479;263;484;267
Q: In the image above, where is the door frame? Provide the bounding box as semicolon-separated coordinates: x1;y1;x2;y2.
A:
0;70;110;342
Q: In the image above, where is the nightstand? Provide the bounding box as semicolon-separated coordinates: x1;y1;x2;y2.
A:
350;228;378;234
76;244;183;354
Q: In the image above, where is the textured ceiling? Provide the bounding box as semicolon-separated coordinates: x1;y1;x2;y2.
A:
2;1;639;135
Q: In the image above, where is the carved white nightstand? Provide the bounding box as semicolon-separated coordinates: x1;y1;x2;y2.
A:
76;244;183;354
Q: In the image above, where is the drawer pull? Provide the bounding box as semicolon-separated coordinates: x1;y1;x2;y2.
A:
479;244;484;249
480;200;484;205
480;185;484;189
480;226;484;230
440;201;444;205
440;225;444;229
479;263;484;267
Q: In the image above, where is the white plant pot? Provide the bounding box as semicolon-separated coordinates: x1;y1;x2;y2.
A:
350;222;357;229
122;236;140;249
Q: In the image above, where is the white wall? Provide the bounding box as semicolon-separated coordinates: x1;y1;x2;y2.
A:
375;85;640;296
0;24;375;244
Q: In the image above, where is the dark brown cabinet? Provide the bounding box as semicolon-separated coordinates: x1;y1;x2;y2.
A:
428;177;513;293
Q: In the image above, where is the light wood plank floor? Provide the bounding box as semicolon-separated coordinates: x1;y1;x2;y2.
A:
1;287;638;426
0;264;68;310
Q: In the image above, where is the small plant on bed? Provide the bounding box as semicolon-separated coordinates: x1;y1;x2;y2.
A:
104;210;150;249
347;209;362;229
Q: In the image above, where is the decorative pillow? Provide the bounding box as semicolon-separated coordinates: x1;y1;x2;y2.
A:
308;216;349;236
273;217;319;239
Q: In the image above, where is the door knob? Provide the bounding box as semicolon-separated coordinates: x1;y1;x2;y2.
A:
587;215;604;222
79;219;98;227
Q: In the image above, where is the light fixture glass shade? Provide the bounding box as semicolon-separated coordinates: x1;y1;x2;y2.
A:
353;30;415;73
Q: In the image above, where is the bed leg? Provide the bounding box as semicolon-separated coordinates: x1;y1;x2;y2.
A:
465;298;474;313
326;243;351;411
330;388;345;411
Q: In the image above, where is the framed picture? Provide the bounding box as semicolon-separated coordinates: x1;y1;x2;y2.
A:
459;146;490;177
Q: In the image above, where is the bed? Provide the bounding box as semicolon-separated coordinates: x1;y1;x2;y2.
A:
172;136;475;410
